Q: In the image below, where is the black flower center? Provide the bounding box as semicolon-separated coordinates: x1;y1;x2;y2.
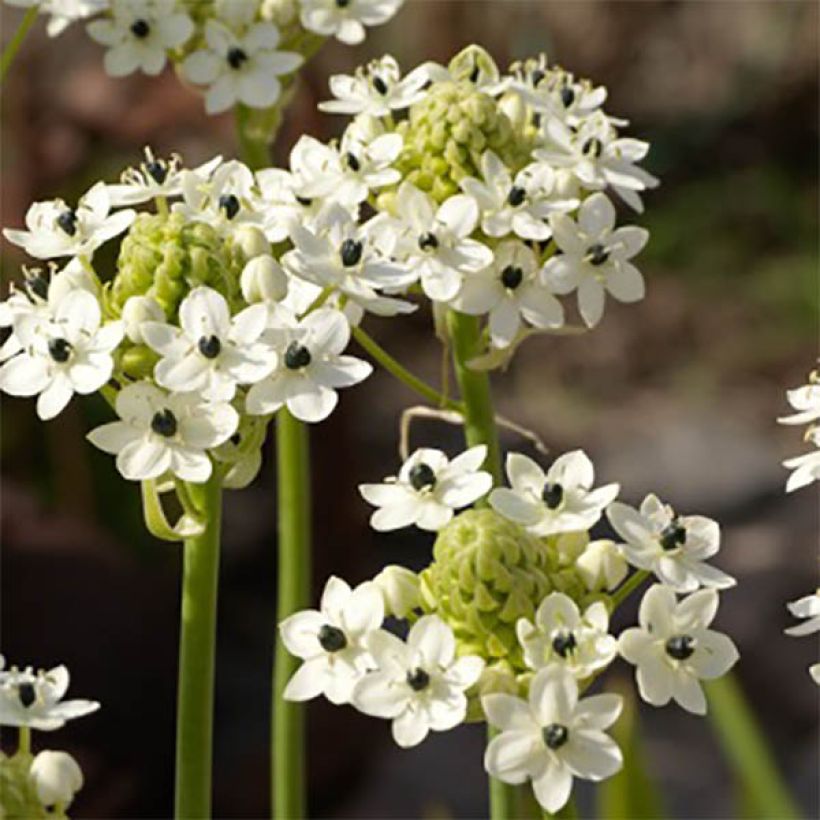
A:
542;482;564;509
151;408;178;438
130;18;150;38
500;265;524;290
198;335;221;359
146;160;167;184
26;271;49;300
18;682;36;708
56;209;78;236
372;75;388;95
218;194;240;220
296;196;312;206
507;186;526;207
284;341;312;370
560;86;575;107
345;152;361;172
583;137;603;158
318;624;348;652
47;338;72;363
552;631;577;658
230;433;242;446
531;69;546;86
409;462;437;491
335;0;351;7
227;47;248;70
659;521;687;551
542;723;569;750
340;238;363;267
418;232;439;251
587;244;610;266
665;634;696;661
406;667;431;692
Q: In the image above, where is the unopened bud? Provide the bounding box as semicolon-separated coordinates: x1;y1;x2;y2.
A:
241;255;288;304
575;539;628;592
373;565;420;618
29;751;83;808
122;295;164;344
233;225;271;260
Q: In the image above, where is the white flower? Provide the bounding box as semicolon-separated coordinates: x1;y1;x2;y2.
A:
0;289;123;420
280;576;385;704
575;539;628;592
181;19;302;114
517;593;617;679
490;450;618;537
393;183;493;302
87;381;238;482
483;666;623;814
619;584;739;714
299;0;403;45
319;55;429;117
87;0;193;77
3;182;135;260
453;239;564;347
778;379;820;427
141;286;273;402
353;615;484;748
245;307;371;423
121;294;164;344
782;430;820;493
606;494;735;593
6;0;108;38
359;445;493;532
372;565;420;619
29;751;83;807
282;205;413;318
785;591;820;684
0;665;99;730
106;148;222;207
543;193;648;328
460;151;577;242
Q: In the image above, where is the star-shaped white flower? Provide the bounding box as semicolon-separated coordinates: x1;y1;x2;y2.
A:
490;450;618;537
359;445;493;532
299;0;403;45
280;576;385;705
516;592;617;679
245;307;372;423
542;193;648;328
141;286;273;402
0;288;123;420
181;19;302;114
483;665;623;814
393;183;493;302
785;591;820;684
453;239;564;347
460;151;577;242
87;0;193;77
606;494;735;593
619;584;739;714
0;664;99;731
353;615;484;748
319;55;429;117
3;182;135;260
87;381;239;482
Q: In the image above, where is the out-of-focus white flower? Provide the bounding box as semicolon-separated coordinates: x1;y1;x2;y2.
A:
3;182;135;260
778;380;820;427
619;584;739;714
782;433;820;493
785;591;820;684
181;19;302;114
6;0;108;38
29;751;83;807
299;0;403;45
87;0;193;77
360;445;493;532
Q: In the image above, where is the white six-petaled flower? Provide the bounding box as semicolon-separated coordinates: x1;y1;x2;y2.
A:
299;0;403;45
353;614;484;748
483;665;623;814
785;591;820;684
359;445;493;532
490;450;619;537
618;584;739;714
280;576;385;704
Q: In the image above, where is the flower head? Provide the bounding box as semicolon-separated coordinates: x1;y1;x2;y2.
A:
299;0;403;45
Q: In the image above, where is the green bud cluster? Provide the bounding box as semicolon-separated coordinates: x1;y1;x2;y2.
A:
0;752;48;820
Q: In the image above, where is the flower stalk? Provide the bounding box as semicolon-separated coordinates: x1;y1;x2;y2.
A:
174;475;222;820
0;6;38;84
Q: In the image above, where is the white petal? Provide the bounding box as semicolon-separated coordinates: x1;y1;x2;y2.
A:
532;762;574;814
484;730;538;785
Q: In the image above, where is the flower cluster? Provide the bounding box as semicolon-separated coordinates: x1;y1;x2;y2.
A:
281;444;739;813
0;656;99;816
3;0;405;114
778;366;820;684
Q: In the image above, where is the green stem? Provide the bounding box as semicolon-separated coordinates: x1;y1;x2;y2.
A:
705;674;801;819
273;409;311;820
610;569;650;610
353;325;464;412
174;475;222;820
18;726;30;756
0;6;38;84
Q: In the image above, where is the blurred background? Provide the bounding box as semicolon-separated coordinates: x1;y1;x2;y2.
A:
1;1;818;817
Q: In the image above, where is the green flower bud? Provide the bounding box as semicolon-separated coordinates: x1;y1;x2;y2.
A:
110;212;240;320
0;751;47;819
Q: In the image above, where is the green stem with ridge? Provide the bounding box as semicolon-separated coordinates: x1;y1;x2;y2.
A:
174;475;222;820
0;6;37;84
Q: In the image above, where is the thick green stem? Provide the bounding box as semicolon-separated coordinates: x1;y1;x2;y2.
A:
273;409;311;819
174;475;222;820
610;569;650;610
1;6;38;84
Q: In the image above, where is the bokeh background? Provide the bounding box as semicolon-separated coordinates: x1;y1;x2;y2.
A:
1;1;818;817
